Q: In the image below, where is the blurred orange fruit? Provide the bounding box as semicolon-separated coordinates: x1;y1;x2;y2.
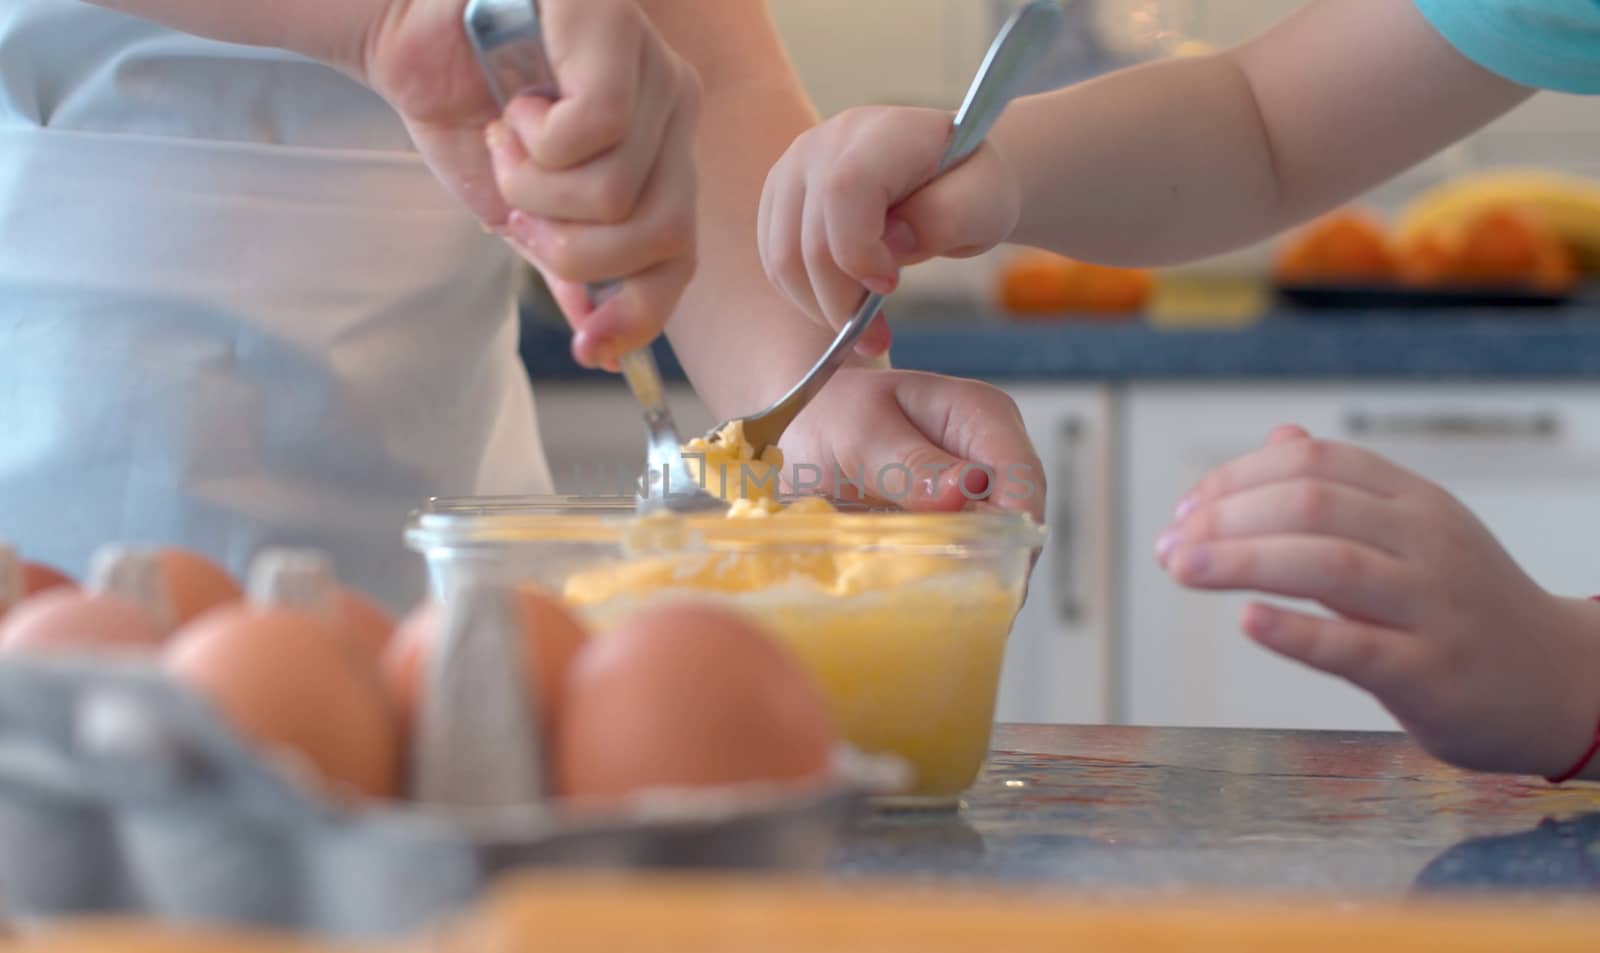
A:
998;251;1072;314
1534;244;1580;292
1071;260;1156;313
1456;205;1577;292
997;251;1152;317
1398;204;1578;293
1274;209;1400;285
1397;228;1459;287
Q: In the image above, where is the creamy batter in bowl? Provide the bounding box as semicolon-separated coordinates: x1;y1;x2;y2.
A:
405;495;1046;808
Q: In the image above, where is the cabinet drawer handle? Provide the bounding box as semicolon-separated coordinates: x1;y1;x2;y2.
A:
1344;410;1561;440
1052;414;1084;625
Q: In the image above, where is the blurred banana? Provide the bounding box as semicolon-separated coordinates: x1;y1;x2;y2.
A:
1397;169;1600;272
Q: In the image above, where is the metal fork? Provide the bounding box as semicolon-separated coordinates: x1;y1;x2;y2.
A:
465;0;726;515
701;0;1066;458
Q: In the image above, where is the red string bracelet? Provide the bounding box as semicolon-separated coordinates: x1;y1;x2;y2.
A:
1545;595;1600;785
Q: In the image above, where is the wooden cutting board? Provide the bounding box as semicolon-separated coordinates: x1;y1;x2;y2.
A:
12;876;1600;952
3;918;372;953
435;873;1600;953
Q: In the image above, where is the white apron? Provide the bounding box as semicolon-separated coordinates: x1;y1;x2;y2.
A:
0;1;555;613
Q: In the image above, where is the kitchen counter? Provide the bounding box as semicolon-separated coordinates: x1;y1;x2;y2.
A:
834;725;1600;895
519;302;1600;382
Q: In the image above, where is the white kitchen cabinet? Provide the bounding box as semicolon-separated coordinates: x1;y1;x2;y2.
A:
993;384;1117;726
1120;383;1600;732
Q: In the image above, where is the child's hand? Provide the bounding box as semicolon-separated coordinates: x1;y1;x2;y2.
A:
365;0;701;371
1158;425;1600;780
757;107;1021;355
777;367;1045;523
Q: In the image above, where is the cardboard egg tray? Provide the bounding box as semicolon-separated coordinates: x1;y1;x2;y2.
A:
0;655;904;941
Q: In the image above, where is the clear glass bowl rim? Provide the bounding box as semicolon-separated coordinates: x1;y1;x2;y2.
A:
405;494;1048;556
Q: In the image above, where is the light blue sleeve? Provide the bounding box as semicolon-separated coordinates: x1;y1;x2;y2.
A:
1413;0;1600;94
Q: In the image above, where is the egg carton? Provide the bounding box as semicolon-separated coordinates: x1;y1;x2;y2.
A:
0;654;904;941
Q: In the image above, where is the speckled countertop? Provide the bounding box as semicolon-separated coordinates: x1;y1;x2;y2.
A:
519;301;1600;382
833;726;1600;896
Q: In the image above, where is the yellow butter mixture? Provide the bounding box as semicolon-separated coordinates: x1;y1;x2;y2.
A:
560;420;1026;799
681;421;784;503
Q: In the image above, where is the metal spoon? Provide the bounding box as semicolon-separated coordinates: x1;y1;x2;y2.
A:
465;0;726;515
702;0;1066;458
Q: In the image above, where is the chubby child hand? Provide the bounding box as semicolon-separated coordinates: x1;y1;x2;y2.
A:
1157;425;1600;781
757;106;1020;357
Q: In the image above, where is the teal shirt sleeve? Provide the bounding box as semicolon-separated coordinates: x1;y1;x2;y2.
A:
1413;0;1600;94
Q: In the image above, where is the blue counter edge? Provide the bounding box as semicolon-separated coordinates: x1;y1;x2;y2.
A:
519;302;1600;382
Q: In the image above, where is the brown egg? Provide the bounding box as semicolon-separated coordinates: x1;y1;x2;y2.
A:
337;587;396;660
0;542;77;617
22;561;75;597
237;548;388;662
554;601;836;805
0;547;170;654
164;604;402;801
383;585;588;741
154;547;243;628
0;591;166;655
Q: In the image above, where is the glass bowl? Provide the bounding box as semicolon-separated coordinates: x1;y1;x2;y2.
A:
404;495;1047;809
